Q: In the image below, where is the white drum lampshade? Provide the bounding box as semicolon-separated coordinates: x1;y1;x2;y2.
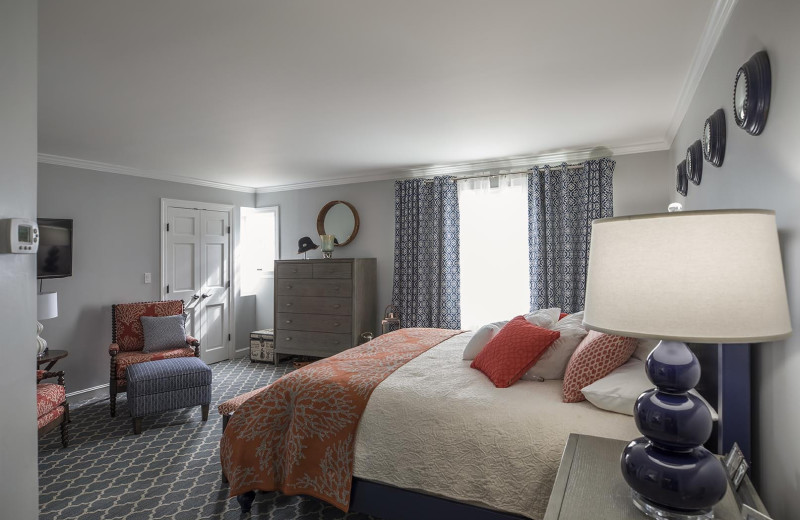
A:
37;292;59;357
583;209;791;343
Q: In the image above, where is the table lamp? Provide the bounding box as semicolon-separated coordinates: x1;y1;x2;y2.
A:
37;291;59;358
583;209;791;519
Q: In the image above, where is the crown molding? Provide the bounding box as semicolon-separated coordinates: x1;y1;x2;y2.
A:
664;0;738;146
255;139;669;194
37;153;257;194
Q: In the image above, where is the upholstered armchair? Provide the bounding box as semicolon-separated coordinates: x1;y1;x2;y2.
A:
109;300;200;416
37;370;69;448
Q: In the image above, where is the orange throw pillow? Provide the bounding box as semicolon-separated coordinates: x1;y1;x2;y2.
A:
471;316;561;388
562;330;637;402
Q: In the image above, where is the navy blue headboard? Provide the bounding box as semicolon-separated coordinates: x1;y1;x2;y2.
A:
690;343;751;461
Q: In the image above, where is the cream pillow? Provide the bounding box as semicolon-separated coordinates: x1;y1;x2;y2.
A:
522;311;588;380
581;358;719;420
632;338;660;361
462;308;560;361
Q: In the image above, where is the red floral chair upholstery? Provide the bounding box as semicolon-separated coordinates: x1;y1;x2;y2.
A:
109;300;200;416
37;370;69;448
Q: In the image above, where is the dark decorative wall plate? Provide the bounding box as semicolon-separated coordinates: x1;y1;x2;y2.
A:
733;51;771;136
686;140;703;185
703;109;726;167
676;160;688;196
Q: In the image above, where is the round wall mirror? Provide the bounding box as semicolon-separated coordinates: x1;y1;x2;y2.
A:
702;109;726;167
733;50;771;136
317;201;360;246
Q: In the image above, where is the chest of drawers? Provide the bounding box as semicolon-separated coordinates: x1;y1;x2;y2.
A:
273;258;377;358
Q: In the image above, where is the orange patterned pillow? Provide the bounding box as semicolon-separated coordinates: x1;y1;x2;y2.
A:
562;330;637;402
471;316;561;388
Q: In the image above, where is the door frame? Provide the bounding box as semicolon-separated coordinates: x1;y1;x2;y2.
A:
160;198;236;361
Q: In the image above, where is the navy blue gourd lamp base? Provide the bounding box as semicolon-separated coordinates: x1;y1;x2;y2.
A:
582;210;792;520
621;340;727;519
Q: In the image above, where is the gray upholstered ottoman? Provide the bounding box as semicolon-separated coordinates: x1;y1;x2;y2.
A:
126;357;212;434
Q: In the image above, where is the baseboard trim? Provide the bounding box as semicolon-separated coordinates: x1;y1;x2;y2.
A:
67;382;109;399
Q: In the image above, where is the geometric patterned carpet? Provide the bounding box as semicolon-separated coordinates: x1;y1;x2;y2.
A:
38;357;377;520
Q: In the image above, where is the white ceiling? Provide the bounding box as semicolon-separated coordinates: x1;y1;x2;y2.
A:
39;0;717;190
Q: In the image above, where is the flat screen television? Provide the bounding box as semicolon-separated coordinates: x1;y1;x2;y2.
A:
37;218;73;279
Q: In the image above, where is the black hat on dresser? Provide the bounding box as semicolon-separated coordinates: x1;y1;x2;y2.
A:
297;236;319;254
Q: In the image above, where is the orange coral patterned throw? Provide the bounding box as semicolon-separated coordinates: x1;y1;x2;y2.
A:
220;328;462;511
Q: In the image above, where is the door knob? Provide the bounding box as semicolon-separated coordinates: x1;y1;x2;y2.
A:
201;293;210;299
191;294;200;300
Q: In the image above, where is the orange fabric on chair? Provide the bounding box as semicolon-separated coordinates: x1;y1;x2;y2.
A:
471;316;561;388
113;300;185;351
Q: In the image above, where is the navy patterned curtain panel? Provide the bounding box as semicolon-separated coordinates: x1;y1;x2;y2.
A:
392;176;461;329
528;158;615;313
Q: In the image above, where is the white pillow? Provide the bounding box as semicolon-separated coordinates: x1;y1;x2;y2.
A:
632;338;660;361
462;321;507;360
581;358;719;420
462;308;560;361
522;311;588;380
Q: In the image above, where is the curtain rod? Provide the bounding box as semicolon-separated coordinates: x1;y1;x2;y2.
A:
421;161;585;183
454;162;585;181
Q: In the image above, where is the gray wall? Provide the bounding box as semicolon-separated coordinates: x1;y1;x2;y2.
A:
666;0;800;516
255;150;668;333
0;0;39;517
37;164;256;397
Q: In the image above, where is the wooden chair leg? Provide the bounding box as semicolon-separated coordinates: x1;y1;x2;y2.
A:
201;404;209;421
60;402;70;448
133;417;142;435
110;387;117;417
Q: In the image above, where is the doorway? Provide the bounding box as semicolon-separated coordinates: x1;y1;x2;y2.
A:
161;199;234;364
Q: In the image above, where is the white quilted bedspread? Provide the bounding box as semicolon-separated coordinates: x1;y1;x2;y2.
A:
352;331;640;520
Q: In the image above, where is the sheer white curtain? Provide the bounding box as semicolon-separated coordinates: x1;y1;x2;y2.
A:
458;173;530;330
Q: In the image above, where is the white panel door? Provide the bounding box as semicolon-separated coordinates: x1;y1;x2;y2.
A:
165;207;201;338
199;210;230;364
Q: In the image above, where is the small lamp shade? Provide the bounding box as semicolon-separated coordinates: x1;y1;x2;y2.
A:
37;292;58;321
584;209;791;342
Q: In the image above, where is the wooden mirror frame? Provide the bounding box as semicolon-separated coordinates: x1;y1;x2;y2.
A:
316;200;360;247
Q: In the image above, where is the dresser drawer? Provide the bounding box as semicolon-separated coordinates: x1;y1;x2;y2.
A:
276;296;351;315
277;312;352;334
276;278;352;297
274;330;353;357
313;262;352;279
276;263;313;279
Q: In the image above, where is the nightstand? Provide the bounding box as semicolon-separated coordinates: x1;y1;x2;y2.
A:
544;434;769;520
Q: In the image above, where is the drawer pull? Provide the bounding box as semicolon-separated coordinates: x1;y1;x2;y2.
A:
333;322;340;327
292;268;298;273
285;320;293;324
285;337;292;341
286;285;293;289
333;341;340;345
285;303;293;307
332;304;341;309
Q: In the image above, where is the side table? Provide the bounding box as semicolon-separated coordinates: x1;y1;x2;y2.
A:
544;434;769;520
36;349;69;372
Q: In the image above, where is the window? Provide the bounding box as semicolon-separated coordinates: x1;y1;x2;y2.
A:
458;174;529;330
240;206;279;296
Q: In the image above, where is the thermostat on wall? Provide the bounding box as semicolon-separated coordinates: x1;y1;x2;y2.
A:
0;218;39;254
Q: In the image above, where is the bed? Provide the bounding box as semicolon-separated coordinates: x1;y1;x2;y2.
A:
220;328;749;520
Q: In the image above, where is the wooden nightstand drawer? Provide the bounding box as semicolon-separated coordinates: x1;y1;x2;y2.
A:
276;296;351;315
276;278;352;297
313;262;352;279
274;330;353;357
276;263;313;279
276;312;352;334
